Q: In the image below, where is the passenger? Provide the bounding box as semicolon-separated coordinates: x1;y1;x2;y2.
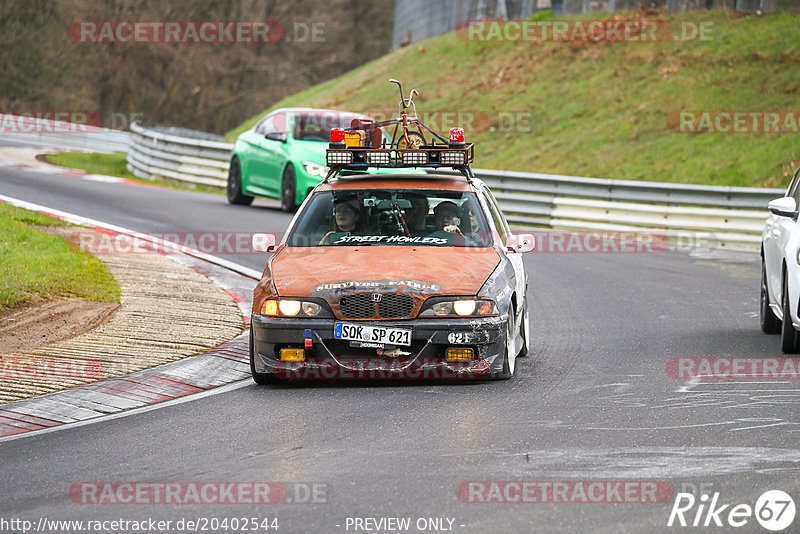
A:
460;202;485;246
319;198;363;245
427;201;474;246
434;201;461;232
403;194;430;236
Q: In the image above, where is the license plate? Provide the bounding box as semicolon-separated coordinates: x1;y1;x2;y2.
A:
334;323;411;347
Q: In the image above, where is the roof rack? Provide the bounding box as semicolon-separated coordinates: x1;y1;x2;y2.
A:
324;144;475;182
323;79;477;182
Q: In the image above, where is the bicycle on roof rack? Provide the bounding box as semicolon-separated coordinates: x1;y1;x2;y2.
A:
325;79;475;180
384;79;446;151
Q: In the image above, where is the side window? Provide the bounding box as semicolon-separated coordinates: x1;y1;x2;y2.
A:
787;167;800;198
256;112;287;136
272;112;288;135
480;188;508;246
793;172;800;207
255;114;274;136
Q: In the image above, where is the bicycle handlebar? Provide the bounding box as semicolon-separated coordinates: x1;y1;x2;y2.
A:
390;79;418;111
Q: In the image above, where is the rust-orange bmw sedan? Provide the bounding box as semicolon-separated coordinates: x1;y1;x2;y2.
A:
249;171;534;383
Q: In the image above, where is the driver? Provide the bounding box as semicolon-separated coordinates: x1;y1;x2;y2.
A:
319;198;363;245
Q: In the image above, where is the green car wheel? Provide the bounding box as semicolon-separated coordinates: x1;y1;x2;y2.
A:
227;157;253;206
281;164;297;212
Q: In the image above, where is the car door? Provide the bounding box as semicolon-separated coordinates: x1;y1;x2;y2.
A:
249;111;288;197
480;187;526;319
765;167;800;308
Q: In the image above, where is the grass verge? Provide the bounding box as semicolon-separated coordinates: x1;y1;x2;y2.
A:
0;203;120;312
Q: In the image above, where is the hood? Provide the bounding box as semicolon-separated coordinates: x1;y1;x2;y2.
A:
290;139;328;166
270;246;500;297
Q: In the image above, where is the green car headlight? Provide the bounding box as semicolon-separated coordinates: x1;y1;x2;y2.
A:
303;161;329;178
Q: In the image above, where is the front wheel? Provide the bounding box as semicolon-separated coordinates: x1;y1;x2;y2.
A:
781;276;800;353
517;299;530;357
280;164;297;213
227;157;253;206
761;258;780;334
396;131;426;153
250;329;279;385
494;312;516;380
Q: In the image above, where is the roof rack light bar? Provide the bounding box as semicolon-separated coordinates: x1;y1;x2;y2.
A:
325;144;474;171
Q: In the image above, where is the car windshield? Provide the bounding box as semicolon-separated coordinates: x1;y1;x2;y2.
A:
287;189;493;248
292;111;365;142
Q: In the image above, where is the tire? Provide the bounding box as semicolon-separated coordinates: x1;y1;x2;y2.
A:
517;299;529;357
494;310;516;380
227;157;253;206
397;131;426;151
761;258;780;334
250;329;278;385
781;275;800;353
280;164;297;213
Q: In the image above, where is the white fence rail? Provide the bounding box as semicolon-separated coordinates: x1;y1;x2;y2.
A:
125;123;782;248
126;122;233;187
0;113;130;153
436;168;781;248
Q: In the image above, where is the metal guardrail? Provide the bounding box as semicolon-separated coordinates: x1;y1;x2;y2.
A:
438;168;781;210
125;123;782;249
437;168;782;248
126;122;233;187
0;113;130;154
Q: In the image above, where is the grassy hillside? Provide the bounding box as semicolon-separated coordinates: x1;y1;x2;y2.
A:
226;10;800;188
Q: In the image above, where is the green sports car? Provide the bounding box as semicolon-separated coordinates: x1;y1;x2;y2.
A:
227;108;411;211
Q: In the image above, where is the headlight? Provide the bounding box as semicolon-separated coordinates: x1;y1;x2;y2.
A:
453;300;476;316
302;161;329;177
420;298;496;317
302;302;322;316
261;299;327;317
278;300;301;316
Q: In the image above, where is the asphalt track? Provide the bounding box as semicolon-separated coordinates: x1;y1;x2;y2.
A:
1;152;798;533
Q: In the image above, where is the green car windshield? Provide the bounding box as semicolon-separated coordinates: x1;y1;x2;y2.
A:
292;112;365;142
287;189;493;248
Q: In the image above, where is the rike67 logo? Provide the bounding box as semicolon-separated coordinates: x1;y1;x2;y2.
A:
668;490;795;531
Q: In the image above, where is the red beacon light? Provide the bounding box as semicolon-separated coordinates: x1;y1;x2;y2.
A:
329;127;346;148
449;127;466;148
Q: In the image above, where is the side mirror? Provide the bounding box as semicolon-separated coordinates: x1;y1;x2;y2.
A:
768;197;798;220
265;132;287;143
505;233;535;253
252;233;278;253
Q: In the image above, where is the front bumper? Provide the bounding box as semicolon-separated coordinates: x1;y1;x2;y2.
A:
251;315;507;380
